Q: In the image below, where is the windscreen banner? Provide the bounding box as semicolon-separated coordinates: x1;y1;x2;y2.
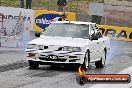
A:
98;25;132;41
33;10;76;32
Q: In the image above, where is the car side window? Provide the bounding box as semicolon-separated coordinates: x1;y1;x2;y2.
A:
95;25;102;38
90;24;102;38
90;24;97;36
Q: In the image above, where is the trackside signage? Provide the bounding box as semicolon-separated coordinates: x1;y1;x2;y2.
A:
98;25;132;41
35;14;63;29
34;10;76;32
0;7;34;48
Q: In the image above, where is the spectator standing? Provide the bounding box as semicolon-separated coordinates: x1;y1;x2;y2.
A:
57;0;67;12
58;13;68;21
20;0;24;8
26;0;32;9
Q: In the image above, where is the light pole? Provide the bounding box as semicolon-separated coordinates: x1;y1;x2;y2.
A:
76;0;78;19
70;0;72;12
0;0;1;6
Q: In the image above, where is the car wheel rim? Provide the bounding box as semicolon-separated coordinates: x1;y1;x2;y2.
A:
102;50;106;65
85;52;89;68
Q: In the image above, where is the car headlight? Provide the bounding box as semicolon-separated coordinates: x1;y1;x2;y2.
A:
37;45;44;50
63;46;81;52
27;44;36;49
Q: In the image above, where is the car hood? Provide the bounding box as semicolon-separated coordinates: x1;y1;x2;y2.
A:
28;36;90;47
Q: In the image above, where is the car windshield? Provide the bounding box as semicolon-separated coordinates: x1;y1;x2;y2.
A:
43;23;89;39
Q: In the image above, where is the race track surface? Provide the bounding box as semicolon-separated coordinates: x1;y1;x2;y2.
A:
0;40;132;88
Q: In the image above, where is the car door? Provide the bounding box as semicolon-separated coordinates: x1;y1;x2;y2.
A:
95;25;105;60
89;24;101;61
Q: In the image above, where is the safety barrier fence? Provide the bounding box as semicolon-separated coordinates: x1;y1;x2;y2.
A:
0;6;132;48
98;25;132;42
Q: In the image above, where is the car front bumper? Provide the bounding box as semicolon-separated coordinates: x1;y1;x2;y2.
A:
25;50;85;65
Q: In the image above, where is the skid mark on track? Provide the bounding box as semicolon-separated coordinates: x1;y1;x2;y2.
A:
20;70;60;77
0;61;28;72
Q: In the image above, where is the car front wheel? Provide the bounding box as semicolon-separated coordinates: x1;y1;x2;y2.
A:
29;61;39;69
83;50;90;70
95;48;106;68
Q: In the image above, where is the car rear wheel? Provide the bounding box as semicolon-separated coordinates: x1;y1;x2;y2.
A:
29;61;39;69
95;48;106;68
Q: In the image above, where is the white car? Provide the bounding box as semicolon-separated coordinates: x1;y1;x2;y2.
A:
25;21;110;69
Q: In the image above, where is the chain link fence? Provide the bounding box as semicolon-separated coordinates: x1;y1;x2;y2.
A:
0;0;89;16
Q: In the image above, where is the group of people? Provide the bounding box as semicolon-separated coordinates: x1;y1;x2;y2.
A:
20;0;67;12
57;0;67;12
20;0;32;9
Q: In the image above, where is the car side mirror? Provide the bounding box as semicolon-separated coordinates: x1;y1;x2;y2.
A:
35;32;41;37
91;34;98;40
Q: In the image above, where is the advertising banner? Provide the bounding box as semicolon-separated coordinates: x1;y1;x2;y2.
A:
34;10;76;32
98;25;132;41
0;7;34;48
